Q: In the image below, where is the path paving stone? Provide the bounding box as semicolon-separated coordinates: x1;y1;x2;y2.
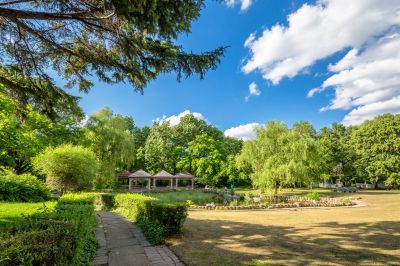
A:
94;211;184;266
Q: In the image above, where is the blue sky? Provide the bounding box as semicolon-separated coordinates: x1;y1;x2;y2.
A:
69;0;400;139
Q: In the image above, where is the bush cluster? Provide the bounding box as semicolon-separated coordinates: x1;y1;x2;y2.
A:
0;193;97;265
0;170;51;202
113;193;188;244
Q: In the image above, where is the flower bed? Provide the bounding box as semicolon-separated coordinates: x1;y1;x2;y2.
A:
189;196;357;210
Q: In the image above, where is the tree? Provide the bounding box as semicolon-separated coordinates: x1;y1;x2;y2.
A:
0;0;225;117
350;114;400;187
33;144;98;193
317;123;356;185
0;90;83;173
84;107;135;188
184;134;226;187
238;121;323;194
144;123;175;174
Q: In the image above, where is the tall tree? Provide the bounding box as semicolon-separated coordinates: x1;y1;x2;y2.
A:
0;90;83;173
0;0;225;117
317;123;356;185
144;123;175;174
350;114;400;187
84;107;135;188
238;121;323;194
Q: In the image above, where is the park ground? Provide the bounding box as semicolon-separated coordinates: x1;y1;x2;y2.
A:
168;190;400;266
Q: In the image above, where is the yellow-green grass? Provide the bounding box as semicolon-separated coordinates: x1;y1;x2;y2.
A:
146;191;217;205
0;201;56;228
168;190;400;266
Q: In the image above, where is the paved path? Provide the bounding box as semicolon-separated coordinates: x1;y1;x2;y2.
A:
94;212;184;266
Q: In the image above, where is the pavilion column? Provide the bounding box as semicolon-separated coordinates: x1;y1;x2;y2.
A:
147;178;151;190
170;178;173;189
128;178;132;191
176;178;178;189
153;178;156;188
191;179;194;189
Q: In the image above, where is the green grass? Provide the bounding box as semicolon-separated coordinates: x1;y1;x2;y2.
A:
145;191;217;205
0;201;56;228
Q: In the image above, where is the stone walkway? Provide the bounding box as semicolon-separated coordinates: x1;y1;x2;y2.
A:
94;212;184;266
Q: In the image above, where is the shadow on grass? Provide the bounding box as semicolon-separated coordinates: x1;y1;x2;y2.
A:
172;219;400;266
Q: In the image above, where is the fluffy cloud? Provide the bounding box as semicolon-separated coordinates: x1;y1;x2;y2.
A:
245;82;261;101
225;0;253;11
156;110;207;127
242;0;400;125
224;122;260;140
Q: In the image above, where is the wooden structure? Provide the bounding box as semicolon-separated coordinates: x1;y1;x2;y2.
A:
153;170;174;188
128;169;151;190
116;169;195;191
175;171;194;189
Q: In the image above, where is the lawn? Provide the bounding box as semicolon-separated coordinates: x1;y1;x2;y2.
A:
146;190;217;205
168;190;400;266
0;201;56;228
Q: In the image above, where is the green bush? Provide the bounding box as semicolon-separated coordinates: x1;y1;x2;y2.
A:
0;170;51;202
0;193;97;266
138;201;188;234
307;192;321;201
33;144;99;193
113;193;188;244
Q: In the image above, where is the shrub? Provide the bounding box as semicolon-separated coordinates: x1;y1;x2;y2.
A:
113;193;188;244
307;192;321;201
0;170;51;202
138;201;188;234
33;144;98;193
0;193;97;265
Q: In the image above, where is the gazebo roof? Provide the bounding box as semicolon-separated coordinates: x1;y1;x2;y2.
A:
174;171;194;179
153;170;174;179
117;170;131;177
129;169;151;178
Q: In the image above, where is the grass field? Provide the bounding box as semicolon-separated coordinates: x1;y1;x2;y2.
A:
146;190;217;205
168;190;400;266
0;201;56;228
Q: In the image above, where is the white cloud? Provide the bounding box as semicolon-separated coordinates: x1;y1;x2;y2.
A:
224;122;260;140
242;0;400;125
225;0;253;11
245;82;261;101
342;96;400;126
156;110;207;126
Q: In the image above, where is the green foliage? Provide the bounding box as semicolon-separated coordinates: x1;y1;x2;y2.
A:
0;202;56;228
0;170;51;202
34;144;98;193
113;193;188;244
350;114;400;187
0;91;84;174
138;201;188;234
0;193;97;266
144;123;175;174
238;121;323;194
0;1;224;117
307;192;321;201
317;123;356;184
84;107;135;188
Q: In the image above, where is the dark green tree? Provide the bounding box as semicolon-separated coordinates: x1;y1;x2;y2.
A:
350;114;400;187
317;123;356;185
0;0;225;118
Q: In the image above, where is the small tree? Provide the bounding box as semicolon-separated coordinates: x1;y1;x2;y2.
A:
34;144;98;193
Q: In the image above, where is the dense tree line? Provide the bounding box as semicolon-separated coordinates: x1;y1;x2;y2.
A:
1;90;399;191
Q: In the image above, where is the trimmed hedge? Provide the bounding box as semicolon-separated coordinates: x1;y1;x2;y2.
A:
0;171;51;202
113;193;188;244
0;193;97;266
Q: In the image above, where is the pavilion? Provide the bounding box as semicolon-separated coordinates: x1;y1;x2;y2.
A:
174;171;194;189
117;169;195;191
128;169;152;190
